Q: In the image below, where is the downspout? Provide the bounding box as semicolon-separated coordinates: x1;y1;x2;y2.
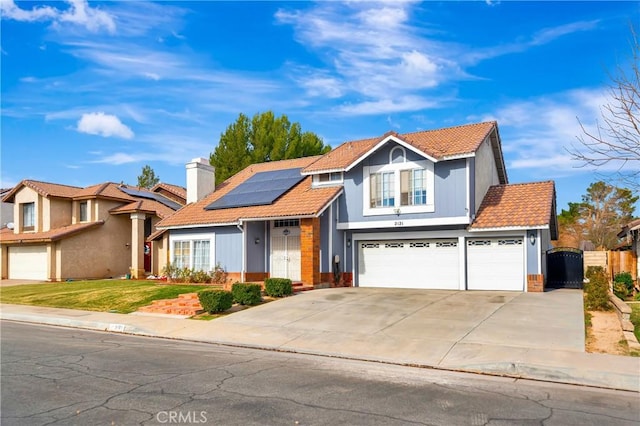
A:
237;221;245;282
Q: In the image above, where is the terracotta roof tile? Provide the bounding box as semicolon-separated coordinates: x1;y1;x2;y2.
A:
157;156;340;227
73;182;136;201
110;199;177;219
2;180;82;202
304;121;496;173
151;183;187;202
0;221;105;244
470;181;555;230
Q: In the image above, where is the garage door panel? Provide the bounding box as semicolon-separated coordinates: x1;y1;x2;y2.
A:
9;245;48;280
358;239;459;290
467;238;523;291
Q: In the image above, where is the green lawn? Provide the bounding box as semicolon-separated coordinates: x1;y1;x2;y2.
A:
630;303;640;343
0;280;206;314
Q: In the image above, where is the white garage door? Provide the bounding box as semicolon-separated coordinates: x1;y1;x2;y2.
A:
9;245;48;280
467;238;524;291
358;239;460;289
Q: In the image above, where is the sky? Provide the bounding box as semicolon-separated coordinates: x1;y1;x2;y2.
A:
1;0;639;213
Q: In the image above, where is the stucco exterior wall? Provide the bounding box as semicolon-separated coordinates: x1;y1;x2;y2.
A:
58;214;131;279
473;137;500;214
13;188;41;232
1;201;14;228
48;198;72;230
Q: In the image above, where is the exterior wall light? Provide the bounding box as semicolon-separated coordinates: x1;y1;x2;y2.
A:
255;237;260;245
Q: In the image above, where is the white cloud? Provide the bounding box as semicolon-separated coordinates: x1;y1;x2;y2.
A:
338;96;439;115
92;152;138;165
1;0;115;33
143;72;160;81
76;112;134;139
482;88;638;176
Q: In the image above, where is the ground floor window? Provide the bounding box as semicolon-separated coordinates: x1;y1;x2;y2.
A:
173;239;210;271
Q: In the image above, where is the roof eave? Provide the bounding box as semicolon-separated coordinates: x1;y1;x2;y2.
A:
345;134;440;173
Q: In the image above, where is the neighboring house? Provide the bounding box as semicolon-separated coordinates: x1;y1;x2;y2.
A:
0;188;14;229
0;180;185;281
153;121;558;292
618;218;640;283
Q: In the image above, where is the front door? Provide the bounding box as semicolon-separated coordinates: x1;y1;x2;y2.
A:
270;220;301;281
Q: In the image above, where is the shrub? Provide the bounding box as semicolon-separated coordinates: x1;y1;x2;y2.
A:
613;282;629;300
198;289;233;313
191;270;212;284
585;265;605;281
614;272;634;294
264;278;293;297
211;263;228;285
584;268;611;311
231;283;262;305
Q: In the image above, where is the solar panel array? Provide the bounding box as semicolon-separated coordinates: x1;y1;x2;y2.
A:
205;167;304;211
118;186;182;210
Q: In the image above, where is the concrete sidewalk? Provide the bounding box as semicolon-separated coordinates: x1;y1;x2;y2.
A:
2;288;639;393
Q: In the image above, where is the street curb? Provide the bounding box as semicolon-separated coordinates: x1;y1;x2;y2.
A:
3;313;639;393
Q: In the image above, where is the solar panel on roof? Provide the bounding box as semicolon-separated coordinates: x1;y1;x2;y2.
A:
118;187;182;210
205;167;304;210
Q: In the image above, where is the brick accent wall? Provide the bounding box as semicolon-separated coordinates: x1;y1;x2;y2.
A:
300;217;320;285
320;272;353;287
527;274;544;292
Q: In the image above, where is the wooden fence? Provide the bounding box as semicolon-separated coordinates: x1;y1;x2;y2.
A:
583;250;637;281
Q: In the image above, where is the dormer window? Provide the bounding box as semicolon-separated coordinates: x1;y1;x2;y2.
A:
79;201;88;222
312;172;343;187
22;202;34;231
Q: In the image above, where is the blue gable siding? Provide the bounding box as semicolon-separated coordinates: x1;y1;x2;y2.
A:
246;221;266;273
338;147;468;224
215;226;243;272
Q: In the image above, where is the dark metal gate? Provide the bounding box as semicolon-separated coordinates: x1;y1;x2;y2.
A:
546;248;584;289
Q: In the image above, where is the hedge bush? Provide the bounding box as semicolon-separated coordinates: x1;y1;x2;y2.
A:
614;272;634;294
584;268;611;311
264;278;293;297
231;283;262;306
585;265;604;281
613;282;629;300
198;289;233;313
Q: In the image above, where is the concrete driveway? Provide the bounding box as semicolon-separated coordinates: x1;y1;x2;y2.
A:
203;287;585;368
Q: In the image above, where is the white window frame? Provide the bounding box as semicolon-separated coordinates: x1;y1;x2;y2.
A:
169;232;215;272
363;160;435;216
22;202;35;230
79;201;88;222
312;171;344;187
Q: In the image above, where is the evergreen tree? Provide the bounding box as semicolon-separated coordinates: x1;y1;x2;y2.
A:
137;165;160;189
210;111;331;184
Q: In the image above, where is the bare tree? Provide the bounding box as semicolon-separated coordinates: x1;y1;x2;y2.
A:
569;26;640;190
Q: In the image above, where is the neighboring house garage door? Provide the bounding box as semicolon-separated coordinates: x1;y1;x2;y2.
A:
466;238;524;291
9;245;48;280
358;239;459;289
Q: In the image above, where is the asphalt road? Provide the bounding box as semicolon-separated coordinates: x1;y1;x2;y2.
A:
1;321;638;426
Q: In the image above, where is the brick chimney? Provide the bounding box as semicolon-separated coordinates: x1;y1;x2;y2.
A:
186;158;215;203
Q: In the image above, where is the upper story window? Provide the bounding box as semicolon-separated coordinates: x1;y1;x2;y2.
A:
22;202;34;231
363;159;434;216
312;172;343;187
79;201;88;222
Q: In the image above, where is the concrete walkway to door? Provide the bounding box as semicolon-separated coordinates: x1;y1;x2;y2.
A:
2;287;639;391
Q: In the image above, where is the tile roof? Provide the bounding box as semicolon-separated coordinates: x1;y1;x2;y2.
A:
110;199;177;219
73;182;136;201
470;181;556;230
157;156;341;228
2;180;82;202
0;221;105;244
151;183;187;202
303;121;497;173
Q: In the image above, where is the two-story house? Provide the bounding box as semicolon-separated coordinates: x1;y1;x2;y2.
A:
0;181;186;281
152;121;558;291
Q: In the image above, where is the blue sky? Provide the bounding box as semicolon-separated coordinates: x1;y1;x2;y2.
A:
1;0;638;213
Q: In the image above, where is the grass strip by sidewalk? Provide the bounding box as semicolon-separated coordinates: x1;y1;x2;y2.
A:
0;280;205;314
630;303;640;343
